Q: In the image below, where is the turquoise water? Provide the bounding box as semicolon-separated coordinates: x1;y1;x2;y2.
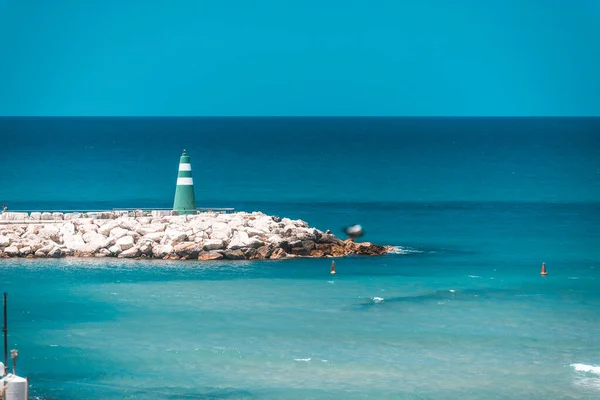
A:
1;118;599;398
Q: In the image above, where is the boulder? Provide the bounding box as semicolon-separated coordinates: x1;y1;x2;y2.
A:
98;221;119;237
165;228;187;243
251;245;273;260
227;231;250;250
60;222;76;236
152;244;173;259
173;242;202;258
48;246;62;258
62;234;85;250
34;249;47;258
0;236;10;247
198;251;224;261
203;239;224;251
210;223;232;241
119;247;140;258
40;212;53;221
109;227;130;239
269;248;287;259
3;246;19;257
77;243;102;257
116;236;135;251
140;232;164;243
139;241;153;256
19;246;32;256
38;226;61;242
222;249;245;260
108;244;122;256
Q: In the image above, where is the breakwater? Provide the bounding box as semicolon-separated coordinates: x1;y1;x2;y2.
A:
0;211;391;260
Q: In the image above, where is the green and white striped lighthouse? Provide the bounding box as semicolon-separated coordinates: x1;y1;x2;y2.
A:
173;149;197;214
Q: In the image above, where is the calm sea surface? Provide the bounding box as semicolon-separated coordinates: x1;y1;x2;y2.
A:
1;117;599;399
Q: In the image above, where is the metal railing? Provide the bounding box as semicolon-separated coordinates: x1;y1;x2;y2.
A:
0;207;236;223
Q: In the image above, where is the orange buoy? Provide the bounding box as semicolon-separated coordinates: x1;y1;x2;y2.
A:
330;260;336;275
541;262;547;276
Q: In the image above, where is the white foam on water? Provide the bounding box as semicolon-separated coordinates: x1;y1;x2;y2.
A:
568;277;580;280
468;275;481;278
372;297;384;303
572;363;600;375
449;289;456;293
387;246;423;255
327;280;335;284
294;358;311;362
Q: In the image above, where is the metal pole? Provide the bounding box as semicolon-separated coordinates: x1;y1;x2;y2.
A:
2;293;7;376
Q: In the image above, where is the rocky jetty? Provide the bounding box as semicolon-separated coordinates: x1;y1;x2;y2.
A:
0;211;391;260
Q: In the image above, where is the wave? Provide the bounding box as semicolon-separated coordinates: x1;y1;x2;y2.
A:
387;246;424;255
572;363;600;375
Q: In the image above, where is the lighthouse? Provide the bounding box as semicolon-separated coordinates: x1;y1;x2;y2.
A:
173;150;197;214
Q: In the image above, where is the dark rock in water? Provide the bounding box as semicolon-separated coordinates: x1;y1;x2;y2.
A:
242;247;257;259
223;249;245;260
251;245;274;260
279;240;292;253
290;246;311;256
310;249;326;258
318;234;342;245
269;247;287;259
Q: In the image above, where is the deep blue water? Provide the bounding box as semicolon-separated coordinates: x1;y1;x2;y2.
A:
1;117;599;399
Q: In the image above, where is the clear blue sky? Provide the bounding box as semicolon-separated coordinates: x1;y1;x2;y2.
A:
1;0;599;116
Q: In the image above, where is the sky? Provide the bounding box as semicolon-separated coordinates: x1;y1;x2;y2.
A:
0;0;599;116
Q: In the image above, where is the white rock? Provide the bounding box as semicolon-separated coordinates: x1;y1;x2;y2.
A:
98;221;119;237
152;244;173;258
165;228;187;243
77;224;98;234
62;234;85;250
140;232;164;243
40;212;53;221
109;227;130;239
203;239;224;251
30;212;42;220
3;246;19;256
210;223;232;241
137;223;167;235
0;236;10;247
60;222;76;236
267;234;284;244
119;246;140;258
283;224;296;236
244;227;265;237
227;231;250;250
52;212;64;220
116;236;135;250
108;244;122;255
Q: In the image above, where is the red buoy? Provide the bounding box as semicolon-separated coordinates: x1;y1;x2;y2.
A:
541;262;547;276
330;260;336;275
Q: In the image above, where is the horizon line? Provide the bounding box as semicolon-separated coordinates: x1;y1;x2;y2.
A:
1;116;599;119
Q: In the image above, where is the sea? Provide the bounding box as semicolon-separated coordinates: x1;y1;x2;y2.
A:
0;117;599;399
